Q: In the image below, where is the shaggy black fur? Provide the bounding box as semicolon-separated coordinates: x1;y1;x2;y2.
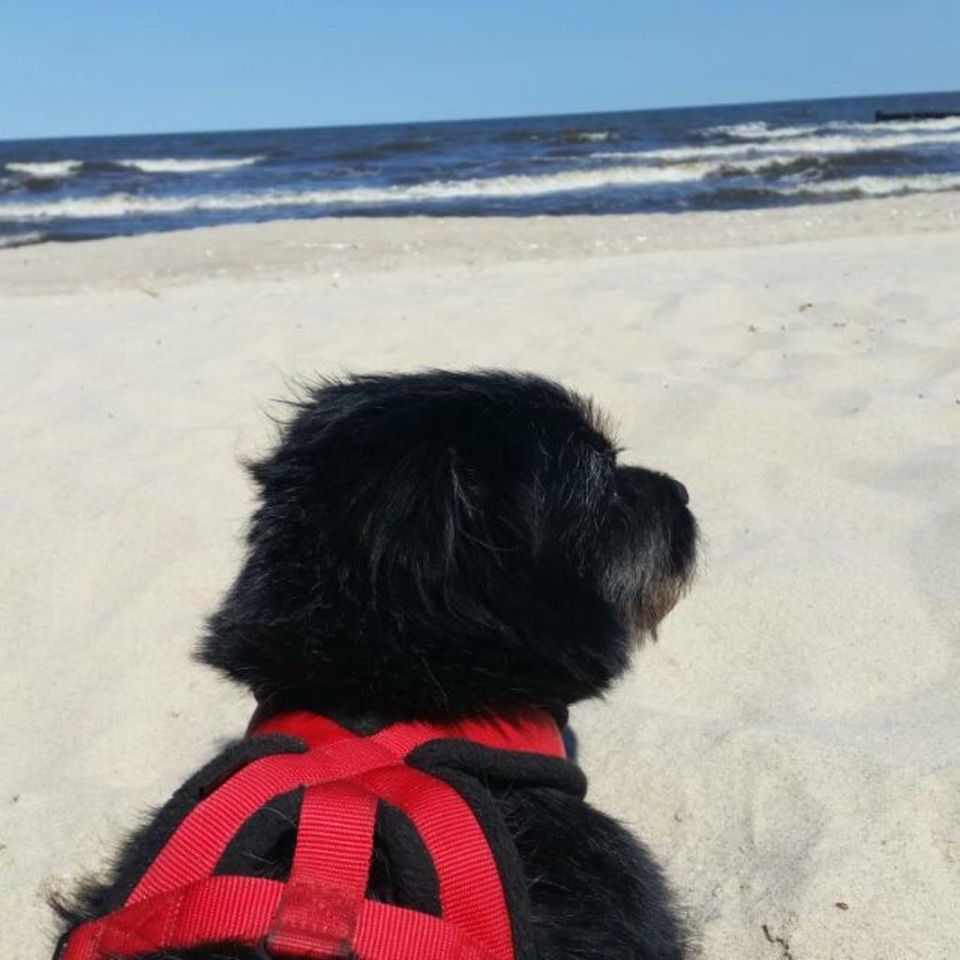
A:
54;370;698;960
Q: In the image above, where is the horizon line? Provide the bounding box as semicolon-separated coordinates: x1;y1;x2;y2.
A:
3;87;958;145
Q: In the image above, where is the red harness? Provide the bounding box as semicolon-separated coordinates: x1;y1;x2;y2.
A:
60;709;565;960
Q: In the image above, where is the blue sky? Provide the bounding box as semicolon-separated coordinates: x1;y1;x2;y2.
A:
3;0;957;139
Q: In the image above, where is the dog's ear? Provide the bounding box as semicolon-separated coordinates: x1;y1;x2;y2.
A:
229;376;520;633
357;442;487;604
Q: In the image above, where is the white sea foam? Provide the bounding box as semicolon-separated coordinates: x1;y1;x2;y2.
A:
0;163;721;220
706;121;820;140
596;127;960;164
857;116;960;134
567;131;617;142
114;156;264;173
774;172;960;197
4;159;959;223
6;160;83;179
704;117;960;142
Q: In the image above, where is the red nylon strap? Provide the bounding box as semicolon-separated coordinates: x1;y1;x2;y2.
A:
128;737;397;905
62;710;564;960
359;764;514;960
252;709;565;761
62;875;283;960
62;880;497;960
372;712;565;759
249;711;354;746
267;782;378;958
264;759;514;960
354;900;496;960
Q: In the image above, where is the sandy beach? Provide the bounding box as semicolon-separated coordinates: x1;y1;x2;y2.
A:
2;194;958;958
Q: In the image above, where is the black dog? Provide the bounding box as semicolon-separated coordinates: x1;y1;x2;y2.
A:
54;370;697;960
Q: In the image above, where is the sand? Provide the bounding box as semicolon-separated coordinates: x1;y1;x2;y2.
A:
1;194;958;958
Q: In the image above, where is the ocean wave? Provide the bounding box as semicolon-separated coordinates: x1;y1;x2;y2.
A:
858;116;960;134
6;160;84;179
561;130;619;144
704;121;820;141
113;156;264;173
0;163;725;221
703;116;960;142
510;129;620;147
0;230;49;248
775;171;960;197
4;158;958;224
596;127;960;164
708;156;827;179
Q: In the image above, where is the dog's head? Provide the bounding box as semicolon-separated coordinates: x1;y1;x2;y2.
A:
200;371;697;720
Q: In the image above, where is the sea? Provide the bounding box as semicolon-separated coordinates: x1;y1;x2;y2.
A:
2;91;959;247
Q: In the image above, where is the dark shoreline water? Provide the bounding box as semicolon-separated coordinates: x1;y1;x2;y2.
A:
2;91;959;246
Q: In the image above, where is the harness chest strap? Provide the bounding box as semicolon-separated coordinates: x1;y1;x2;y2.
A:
59;710;565;960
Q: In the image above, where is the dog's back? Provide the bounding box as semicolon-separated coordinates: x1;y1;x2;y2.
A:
56;710;685;960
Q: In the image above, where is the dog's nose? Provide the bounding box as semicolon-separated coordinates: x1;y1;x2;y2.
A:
672;479;690;505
